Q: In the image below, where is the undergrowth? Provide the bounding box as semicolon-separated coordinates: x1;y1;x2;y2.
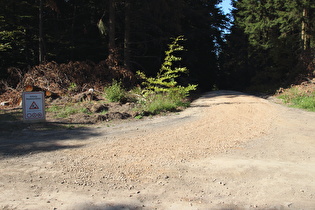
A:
5;36;196;124
141;92;190;115
277;87;315;111
104;80;127;103
47;104;91;118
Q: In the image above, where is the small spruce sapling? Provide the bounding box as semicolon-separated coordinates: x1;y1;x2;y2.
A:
137;35;197;97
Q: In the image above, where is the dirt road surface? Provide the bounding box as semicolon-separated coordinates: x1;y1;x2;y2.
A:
0;90;315;210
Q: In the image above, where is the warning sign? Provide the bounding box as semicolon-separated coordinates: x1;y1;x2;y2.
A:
23;92;46;121
29;101;39;109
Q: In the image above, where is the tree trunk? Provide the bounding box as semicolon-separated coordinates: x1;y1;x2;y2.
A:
301;6;310;50
124;0;131;69
71;5;77;59
39;0;45;64
107;0;116;69
109;0;115;51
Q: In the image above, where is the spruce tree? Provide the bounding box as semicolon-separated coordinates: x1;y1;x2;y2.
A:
137;36;197;97
223;0;315;91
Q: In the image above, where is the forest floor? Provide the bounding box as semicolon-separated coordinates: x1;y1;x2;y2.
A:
0;87;315;209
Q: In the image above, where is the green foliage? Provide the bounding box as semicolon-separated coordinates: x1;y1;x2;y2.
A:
68;83;77;92
235;0;303;49
104;80;127;102
141;92;188;115
134;36;196;115
137;35;197;97
278;87;315;111
0;0;224;90
133;90;190;115
144;94;178;114
97;19;107;35
0;31;14;51
220;0;315;91
134;115;143;119
0;0;38;74
47;104;91;118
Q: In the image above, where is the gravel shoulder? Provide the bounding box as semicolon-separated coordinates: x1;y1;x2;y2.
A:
0;90;315;210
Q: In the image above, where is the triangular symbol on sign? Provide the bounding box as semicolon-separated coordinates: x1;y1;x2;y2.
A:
29;101;39;109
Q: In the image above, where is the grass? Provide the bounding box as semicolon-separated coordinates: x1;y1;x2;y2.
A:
145;95;178;114
140;92;190;115
277;87;315;111
47;104;91;118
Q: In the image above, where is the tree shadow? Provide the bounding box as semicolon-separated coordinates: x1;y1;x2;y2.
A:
197;90;251;99
0;121;101;158
70;202;289;210
73;203;142;210
189;90;264;108
0;108;22;121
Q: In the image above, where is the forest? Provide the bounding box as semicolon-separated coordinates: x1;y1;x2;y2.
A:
0;0;315;95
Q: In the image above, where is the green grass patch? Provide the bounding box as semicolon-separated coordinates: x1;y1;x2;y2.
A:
145;95;178;114
277;87;315;111
141;92;190;115
47;104;91;118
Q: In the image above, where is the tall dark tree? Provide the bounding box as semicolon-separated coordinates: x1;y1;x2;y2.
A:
301;0;312;50
38;0;44;63
123;0;227;90
124;0;131;68
220;0;315;91
182;0;227;89
0;0;38;78
108;0;116;53
1;0;228;91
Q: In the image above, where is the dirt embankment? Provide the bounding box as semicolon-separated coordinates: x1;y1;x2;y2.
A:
0;90;315;210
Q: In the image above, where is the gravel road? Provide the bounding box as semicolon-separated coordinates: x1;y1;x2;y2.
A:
0;90;315;210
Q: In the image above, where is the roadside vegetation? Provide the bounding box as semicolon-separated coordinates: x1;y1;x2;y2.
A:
102;36;195;118
46;104;92;118
277;84;315;112
0;36;196;128
134;36;196;115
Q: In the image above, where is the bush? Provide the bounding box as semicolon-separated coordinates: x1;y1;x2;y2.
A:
104;80;126;102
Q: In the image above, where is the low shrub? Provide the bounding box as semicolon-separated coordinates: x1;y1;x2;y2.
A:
104;80;126;103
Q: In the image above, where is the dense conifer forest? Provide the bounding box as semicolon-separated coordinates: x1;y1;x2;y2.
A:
1;0;314;93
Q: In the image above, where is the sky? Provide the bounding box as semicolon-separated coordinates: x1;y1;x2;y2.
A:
219;0;234;33
219;0;233;15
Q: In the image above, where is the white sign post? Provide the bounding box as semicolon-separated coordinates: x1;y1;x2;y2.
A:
22;91;46;121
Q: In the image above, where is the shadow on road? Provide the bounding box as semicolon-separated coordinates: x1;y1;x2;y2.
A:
189;90;265;109
197;90;250;99
0;121;101;157
73;203;142;210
